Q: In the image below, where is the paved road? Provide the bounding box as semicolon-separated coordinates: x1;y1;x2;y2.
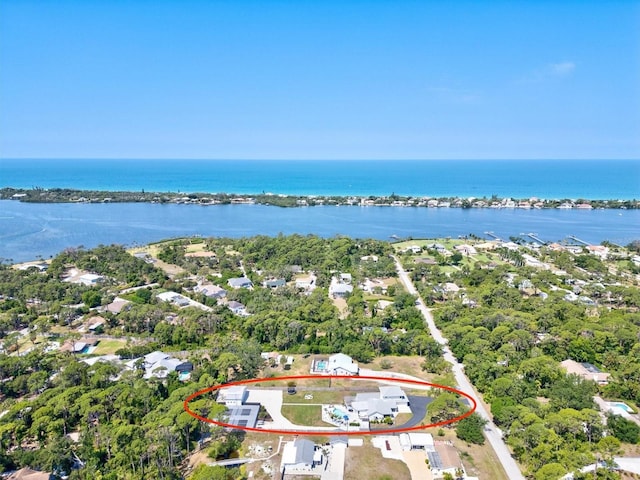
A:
393;255;526;480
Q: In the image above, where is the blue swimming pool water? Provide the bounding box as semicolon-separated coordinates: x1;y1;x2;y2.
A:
612;402;634;413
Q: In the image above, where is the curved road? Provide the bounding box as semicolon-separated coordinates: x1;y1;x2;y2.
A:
393;255;526;480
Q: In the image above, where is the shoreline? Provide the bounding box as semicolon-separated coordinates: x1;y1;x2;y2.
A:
1;187;638;210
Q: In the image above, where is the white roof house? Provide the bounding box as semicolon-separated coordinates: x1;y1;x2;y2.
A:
379;386;410;405
349;386;409;421
399;433;435;451
217;386;248;407
327;353;359;375
281;439;320;472
126;351;193;379
77;274;105;286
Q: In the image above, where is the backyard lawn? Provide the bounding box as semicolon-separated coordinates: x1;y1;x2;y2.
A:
92;339;128;355
280;405;332;427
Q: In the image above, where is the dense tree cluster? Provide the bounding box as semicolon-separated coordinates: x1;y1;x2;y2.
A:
419;258;640;475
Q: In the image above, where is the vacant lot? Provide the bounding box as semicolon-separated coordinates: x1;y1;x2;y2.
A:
344;438;411;480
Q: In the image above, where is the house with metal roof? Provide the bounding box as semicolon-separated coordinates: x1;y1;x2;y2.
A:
281;439;322;472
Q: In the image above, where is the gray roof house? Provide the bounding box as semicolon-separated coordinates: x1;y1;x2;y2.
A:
228;277;253;289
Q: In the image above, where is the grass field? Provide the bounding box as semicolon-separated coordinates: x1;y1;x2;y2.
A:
282;390;348;405
92;339;128;355
280;405;332;427
344;438;411;480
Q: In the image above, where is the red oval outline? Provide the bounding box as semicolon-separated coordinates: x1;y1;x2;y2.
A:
183;374;477;436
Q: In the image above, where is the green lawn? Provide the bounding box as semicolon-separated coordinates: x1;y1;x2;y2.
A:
280;405;332;427
92;339;128;355
282;390;347;405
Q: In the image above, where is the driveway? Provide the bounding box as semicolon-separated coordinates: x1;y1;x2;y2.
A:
397;396;432;429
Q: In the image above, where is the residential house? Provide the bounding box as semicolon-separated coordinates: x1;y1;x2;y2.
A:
228;277;253;289
339;273;352;284
560;359;610;385
348;386;409;421
215;385;260;429
295;273;317;293
156;291;191;307
379;386;410;406
327;353;359;375
7;468;52;480
74;273;105;286
127;351;193;379
217;386;248;406
454;244;477;256
195;283;227;299
586;245;609;259
399;432;434;451
281;439;322;472
429;443;466;479
104;297;131;314
312;353;359;375
263;278;286;289
227;300;247;316
329;279;353;298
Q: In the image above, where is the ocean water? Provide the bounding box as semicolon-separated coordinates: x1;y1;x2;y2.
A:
1;200;638;263
1;159;638;199
0;159;638;262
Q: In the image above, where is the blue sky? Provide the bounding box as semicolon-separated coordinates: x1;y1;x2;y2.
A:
1;1;639;160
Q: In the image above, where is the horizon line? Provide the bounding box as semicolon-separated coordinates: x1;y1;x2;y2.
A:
2;157;639;162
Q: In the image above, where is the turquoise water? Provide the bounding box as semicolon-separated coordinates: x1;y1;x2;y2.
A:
332;407;348;418
1;159;638;199
0;159;638;262
612;402;633;413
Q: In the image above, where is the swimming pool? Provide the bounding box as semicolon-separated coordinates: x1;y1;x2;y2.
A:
610;402;634;413
316;360;327;371
332;407;349;419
